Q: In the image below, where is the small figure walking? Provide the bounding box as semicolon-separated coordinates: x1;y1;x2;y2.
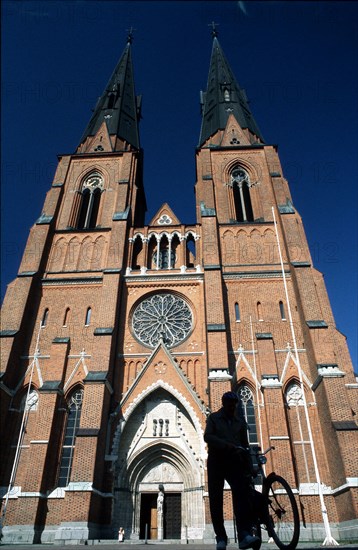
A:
118;527;124;542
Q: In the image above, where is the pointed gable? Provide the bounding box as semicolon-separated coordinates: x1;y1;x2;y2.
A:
80;121;114;154
221;114;251;146
148;203;181;226
121;342;207;417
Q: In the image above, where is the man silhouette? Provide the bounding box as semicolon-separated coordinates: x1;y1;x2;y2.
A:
204;391;260;550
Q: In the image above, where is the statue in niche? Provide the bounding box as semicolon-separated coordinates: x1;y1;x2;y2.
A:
157;484;165;541
157;488;164;514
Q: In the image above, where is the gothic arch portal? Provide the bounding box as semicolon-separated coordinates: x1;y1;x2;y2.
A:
112;386;205;541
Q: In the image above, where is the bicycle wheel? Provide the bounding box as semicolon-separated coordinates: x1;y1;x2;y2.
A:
262;474;300;550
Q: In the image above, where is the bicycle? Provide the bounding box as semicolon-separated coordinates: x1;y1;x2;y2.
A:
250;445;300;550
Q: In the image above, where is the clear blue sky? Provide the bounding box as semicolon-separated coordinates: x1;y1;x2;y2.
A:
1;1;357;372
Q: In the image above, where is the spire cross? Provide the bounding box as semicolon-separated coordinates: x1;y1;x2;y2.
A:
126;26;136;44
209;21;219;37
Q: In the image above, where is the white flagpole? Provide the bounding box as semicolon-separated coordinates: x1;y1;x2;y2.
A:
249;315;264;452
0;323;42;534
272;206;338;546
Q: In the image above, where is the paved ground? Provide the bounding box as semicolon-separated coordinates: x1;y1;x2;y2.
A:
1;543;358;549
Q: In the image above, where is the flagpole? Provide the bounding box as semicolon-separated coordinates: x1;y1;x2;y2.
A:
0;323;42;535
249;316;264;452
272;206;338;546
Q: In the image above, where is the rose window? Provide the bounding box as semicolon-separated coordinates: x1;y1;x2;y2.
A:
132;293;193;348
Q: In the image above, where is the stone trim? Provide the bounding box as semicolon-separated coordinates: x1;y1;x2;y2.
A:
0;330;18;337
204;265;221;270
36;214;53;225
39;381;62;393
93;328;113;335
208;369;232;381
207;324;226;332
256;333;273;340
332;421;358;431
306;320;328;328
18;271;37;277
42;277;102;286
223;270;290;280
113;207;130;220
84;372;108;382
292;261;311;267
278;199;295;214
52;337;70;344
77;428;100;437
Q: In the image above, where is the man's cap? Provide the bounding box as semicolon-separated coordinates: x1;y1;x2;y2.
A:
222;391;239;402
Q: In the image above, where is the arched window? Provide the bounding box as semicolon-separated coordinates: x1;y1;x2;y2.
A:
279;301;286;320
171;234;181;269
85;307;92;326
41;308;49;327
157;248;175;269
131;236;143;270
57;388;83;488
235;302;241;322
147;235;157;270
257;301;263;321
238;385;259;446
77;173;103;229
63;308;70;327
238;384;261;480
186;235;196;268
230;167;254;222
153;235;175;269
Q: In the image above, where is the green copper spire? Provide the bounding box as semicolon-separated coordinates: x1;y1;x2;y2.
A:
199;33;264;146
78;34;141;151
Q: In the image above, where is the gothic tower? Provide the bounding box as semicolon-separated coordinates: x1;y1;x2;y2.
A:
1;30;357;545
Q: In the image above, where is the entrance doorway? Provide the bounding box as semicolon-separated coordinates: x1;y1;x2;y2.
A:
164;493;181;539
139;493;158;539
139;492;182;540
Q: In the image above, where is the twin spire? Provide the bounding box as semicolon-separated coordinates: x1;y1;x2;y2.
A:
78;31;141;151
77;28;263;153
199;33;264;146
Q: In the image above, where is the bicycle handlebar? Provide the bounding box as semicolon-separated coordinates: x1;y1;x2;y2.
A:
261;445;275;455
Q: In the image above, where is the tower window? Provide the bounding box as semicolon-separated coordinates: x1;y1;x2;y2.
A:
131;236;143;270
41;308;49;327
238;384;261;480
230;167;254;222
153;248;175;269
77;173;103;229
186;235;196;268
257;301;263;321
85;307;92;326
235;302;241;322
63;308;70;327
153;235;175;269
57;388;83;488
279;301;286;320
238;385;259;447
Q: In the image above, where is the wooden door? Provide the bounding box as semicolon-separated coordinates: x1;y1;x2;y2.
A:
139;493;157;539
164;493;181;539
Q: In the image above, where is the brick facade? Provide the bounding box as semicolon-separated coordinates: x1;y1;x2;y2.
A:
1;35;357;545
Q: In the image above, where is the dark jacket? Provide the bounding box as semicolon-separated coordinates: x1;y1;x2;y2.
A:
204;407;249;459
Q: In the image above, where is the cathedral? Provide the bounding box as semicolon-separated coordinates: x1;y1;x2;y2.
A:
1;28;357;545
